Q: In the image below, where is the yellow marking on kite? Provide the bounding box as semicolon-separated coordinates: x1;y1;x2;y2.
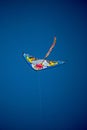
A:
26;56;32;63
49;61;58;66
26;56;36;63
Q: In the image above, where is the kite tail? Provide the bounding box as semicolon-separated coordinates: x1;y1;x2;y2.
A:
44;37;56;59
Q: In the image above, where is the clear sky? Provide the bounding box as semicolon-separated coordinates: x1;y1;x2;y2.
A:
0;0;87;130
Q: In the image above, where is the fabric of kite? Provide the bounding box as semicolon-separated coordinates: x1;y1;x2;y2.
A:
23;37;65;71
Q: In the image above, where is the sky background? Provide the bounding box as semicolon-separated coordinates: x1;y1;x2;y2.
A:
0;0;87;130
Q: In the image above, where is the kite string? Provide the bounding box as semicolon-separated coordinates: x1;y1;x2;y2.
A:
37;71;42;122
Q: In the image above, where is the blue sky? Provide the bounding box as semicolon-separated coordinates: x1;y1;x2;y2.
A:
0;0;87;130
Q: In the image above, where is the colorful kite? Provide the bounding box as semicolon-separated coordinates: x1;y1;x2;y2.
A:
23;37;65;71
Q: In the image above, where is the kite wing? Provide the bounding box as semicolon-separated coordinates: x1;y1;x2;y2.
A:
23;53;38;64
44;37;56;59
23;53;65;71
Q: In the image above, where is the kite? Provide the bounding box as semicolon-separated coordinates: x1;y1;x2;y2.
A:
23;37;65;71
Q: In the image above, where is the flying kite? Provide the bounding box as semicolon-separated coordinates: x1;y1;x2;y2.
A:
23;37;65;71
